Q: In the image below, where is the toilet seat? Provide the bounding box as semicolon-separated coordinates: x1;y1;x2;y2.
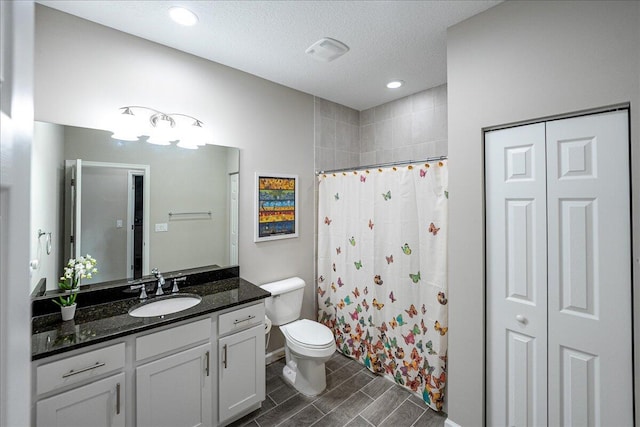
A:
281;319;336;358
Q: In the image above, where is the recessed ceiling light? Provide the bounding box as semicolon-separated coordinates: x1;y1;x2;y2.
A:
386;80;404;89
169;6;198;26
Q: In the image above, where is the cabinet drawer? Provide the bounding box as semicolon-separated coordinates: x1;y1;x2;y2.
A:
136;318;211;361
219;303;264;336
36;342;125;395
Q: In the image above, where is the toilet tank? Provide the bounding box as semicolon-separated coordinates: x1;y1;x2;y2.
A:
260;277;305;326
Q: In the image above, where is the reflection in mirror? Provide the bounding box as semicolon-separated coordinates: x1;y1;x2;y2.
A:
65;159;150;282
31;121;240;292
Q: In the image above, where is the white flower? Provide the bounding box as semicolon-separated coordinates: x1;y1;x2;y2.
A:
60;254;98;285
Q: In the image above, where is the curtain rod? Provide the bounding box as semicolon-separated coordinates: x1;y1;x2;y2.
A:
315;155;447;175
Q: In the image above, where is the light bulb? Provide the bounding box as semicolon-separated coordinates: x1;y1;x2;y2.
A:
111;107;140;141
177;140;199;150
147;113;175;145
184;120;208;146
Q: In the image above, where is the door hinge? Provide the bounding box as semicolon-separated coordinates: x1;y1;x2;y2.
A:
70;235;74;244
70;178;75;186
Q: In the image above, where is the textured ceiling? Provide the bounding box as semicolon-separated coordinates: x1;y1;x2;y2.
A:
37;0;501;111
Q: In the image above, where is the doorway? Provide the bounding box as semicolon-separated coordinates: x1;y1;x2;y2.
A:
66;160;150;283
128;172;144;279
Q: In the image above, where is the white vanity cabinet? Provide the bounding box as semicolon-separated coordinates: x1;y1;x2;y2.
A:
33;300;267;427
135;318;212;427
34;342;126;427
218;303;265;425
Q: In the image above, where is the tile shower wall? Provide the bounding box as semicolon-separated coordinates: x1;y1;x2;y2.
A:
360;84;448;166
314;98;361;172
314;84;448;173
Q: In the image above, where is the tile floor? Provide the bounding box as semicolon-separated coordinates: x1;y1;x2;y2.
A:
228;352;446;427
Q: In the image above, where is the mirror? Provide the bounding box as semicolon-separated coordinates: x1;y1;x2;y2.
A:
33;121;239;290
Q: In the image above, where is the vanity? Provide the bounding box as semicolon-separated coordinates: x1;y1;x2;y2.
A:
30;267;270;427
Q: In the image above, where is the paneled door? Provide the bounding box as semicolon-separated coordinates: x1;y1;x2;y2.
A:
486;122;548;427
486;110;633;426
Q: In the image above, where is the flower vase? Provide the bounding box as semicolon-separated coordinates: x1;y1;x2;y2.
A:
61;303;77;321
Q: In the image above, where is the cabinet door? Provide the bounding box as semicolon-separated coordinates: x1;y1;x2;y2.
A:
137;343;212;427
36;372;124;427
218;324;265;423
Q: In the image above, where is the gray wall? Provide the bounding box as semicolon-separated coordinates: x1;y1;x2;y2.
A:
1;1;34;425
31;122;64;291
314;97;360;172
446;1;640;425
34;4;316;338
359;84;447;166
314;86;448;174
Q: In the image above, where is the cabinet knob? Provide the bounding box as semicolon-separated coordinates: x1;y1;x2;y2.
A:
515;314;527;324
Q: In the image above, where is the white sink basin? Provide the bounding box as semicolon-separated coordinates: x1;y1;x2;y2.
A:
128;294;202;318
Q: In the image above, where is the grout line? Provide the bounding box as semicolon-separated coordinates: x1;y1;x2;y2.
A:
256;392;299;424
409;408;428;427
311;403;324;415
323;368;362;395
267;381;287;398
357;415;376;427
406;399;425;410
369;389;411;427
273;400;315;427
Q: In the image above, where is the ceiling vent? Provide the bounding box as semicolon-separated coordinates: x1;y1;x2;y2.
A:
305;38;350;62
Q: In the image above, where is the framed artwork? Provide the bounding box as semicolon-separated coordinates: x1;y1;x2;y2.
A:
254;173;299;242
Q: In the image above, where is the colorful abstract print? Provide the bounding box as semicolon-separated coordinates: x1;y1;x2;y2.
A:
258;176;296;237
317;162;449;412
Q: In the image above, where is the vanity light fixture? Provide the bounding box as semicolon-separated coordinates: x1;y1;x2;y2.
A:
386;80;404;89
111;106;208;149
169;6;199;26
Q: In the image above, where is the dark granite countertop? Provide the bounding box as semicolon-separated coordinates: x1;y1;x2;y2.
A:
32;277;270;361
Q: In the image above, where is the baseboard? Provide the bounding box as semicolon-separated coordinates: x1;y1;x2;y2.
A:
444;418;461;427
265;347;285;364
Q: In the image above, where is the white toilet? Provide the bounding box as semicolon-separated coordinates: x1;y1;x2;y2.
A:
260;277;336;396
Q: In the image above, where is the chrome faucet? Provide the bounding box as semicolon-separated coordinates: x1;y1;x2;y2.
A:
130;283;148;299
172;276;187;293
152;268;166;296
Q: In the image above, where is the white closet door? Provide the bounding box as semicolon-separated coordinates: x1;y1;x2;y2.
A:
486;123;548;427
546;110;632;426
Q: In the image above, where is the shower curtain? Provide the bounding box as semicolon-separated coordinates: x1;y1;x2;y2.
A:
317;161;448;411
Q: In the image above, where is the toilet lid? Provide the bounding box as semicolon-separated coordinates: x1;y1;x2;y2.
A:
284;319;334;348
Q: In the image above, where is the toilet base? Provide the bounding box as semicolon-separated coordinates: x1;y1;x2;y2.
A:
283;347;330;396
282;362;297;385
